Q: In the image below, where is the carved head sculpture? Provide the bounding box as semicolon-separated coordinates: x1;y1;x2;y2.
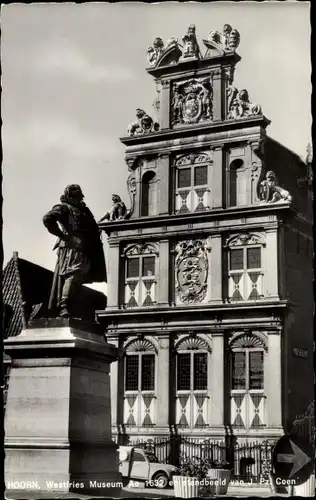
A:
265;170;277;185
223;24;232;36
136;108;146;119
153;37;164;50
239;89;249;102
188;24;196;36
60;184;84;204
112;194;122;204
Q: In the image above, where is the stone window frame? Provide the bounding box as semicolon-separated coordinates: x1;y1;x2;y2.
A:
174;334;212;429
123;337;158;428
224;233;266;303
229;331;268;431
122;243;159;309
173;153;212;214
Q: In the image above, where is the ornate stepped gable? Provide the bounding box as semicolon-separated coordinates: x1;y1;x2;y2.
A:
126;24;263;137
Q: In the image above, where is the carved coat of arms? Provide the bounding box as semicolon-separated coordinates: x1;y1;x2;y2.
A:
175;240;208;304
172;79;213;125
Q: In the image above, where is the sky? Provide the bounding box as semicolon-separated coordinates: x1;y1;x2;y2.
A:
1;2;311;293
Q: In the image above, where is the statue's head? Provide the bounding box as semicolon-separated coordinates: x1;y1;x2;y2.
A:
266;170;277;183
223;24;232;36
239;89;249;102
153;37;164;50
112;194;122;204
188;24;196;35
61;184;84;204
136;108;146;119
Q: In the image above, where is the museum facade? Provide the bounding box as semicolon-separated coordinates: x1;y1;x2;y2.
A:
97;25;313;443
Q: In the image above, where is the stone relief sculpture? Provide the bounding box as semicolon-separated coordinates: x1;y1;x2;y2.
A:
227;86;262;119
127;109;159;136
182;24;200;59
175;240;208;304
259;171;292;204
43;184;107;318
99;194;129;222
172;78;213;125
207;24;240;52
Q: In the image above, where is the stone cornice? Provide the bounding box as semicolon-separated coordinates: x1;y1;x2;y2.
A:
99;202;292;235
146;51;241;79
97;300;288;335
120;115;271;149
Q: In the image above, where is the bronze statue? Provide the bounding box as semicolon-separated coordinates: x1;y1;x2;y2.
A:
43;184;107;318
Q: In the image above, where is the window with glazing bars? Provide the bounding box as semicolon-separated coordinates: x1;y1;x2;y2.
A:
228;246;263;301
231;350;264;391
125;255;156;308
125;353;155;391
176;164;209;213
177;352;207;391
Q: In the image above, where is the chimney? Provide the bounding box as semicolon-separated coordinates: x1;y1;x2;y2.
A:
13;251;19;258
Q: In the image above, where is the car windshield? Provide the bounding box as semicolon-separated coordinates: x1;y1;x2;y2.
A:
145;452;160;463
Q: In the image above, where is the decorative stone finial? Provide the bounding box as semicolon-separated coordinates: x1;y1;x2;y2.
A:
227;86;262;119
182;24;200;59
259;171;292;204
306;143;313;164
127;109;159;136
147;37;164;67
207;24;240;52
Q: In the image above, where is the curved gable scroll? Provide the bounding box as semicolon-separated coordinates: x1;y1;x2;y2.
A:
123;242;159;257
175;334;212;352
225;233;266;248
229;331;268;351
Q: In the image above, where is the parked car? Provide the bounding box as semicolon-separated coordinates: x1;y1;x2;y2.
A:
119;446;179;489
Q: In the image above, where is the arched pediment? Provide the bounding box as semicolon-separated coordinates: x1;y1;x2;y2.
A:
123;242;159;256
125;338;157;354
225;233;266;248
202;39;225;57
229;331;268;351
175;152;211;166
175;334;211;352
156;44;183;68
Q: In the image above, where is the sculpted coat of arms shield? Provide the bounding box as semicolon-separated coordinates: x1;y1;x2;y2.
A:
175;240;208;304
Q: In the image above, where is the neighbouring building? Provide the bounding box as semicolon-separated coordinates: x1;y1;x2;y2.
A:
96;24;313;445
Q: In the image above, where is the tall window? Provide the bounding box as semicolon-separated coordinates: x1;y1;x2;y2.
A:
227;235;264;302
124;244;157;308
175;153;211;213
175;335;210;429
230;333;266;430
141;171;157;217
124;339;157;428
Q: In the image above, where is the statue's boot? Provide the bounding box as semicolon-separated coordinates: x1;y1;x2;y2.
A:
59;273;83;319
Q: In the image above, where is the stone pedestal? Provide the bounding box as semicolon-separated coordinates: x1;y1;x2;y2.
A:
4;318;122;498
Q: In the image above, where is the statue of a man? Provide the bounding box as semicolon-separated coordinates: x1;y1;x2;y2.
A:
43;184;107;318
